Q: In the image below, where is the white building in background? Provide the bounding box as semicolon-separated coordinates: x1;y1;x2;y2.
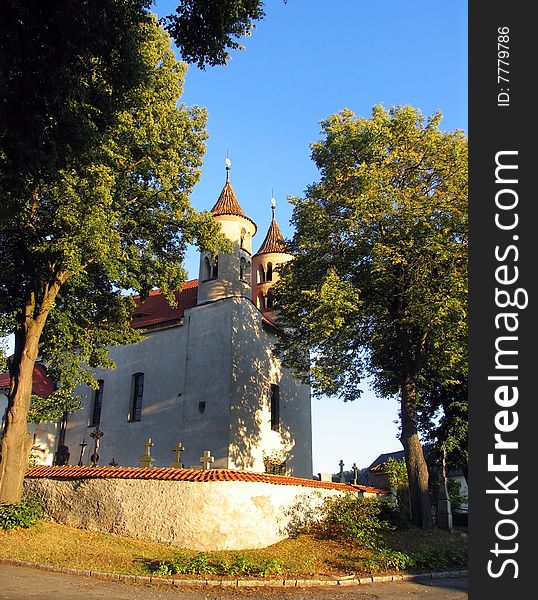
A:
56;173;313;477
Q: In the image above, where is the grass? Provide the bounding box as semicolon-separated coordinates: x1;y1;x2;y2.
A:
0;520;467;579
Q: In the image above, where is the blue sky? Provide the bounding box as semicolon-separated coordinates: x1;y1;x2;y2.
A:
4;1;468;475
153;0;468;474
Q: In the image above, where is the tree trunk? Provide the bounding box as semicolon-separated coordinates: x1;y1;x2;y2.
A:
0;277;66;503
0;328;40;503
400;376;434;529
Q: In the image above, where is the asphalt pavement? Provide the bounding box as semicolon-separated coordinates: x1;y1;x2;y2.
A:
0;564;467;600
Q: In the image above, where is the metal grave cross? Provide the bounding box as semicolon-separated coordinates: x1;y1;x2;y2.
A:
138;437;155;468
200;450;215;470
90;427;103;466
339;459;345;483
170;442;185;469
77;438;88;466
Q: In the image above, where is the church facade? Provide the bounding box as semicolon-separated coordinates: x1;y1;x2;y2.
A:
59;176;313;478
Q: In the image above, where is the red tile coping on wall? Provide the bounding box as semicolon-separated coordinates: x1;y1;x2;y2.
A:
25;465;386;495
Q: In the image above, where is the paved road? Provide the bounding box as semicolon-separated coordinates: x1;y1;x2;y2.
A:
0;564;467;600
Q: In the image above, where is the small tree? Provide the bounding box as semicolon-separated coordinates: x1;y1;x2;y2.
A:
383;457;411;522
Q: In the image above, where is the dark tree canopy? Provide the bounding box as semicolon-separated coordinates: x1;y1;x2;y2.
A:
164;0;266;68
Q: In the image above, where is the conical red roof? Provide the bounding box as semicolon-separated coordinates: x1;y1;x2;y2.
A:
255;218;290;255
210;181;257;232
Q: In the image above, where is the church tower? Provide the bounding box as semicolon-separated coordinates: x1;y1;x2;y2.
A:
251;198;293;322
197;162;257;305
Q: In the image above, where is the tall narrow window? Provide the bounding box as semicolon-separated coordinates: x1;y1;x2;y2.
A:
210;256;218;278
90;380;104;427
240;256;247;280
130;373;144;422
270;384;280;431
267;262;273;281
257;265;265;283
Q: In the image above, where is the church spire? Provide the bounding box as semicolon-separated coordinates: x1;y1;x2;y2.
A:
197;162;257;305
251;197;293;319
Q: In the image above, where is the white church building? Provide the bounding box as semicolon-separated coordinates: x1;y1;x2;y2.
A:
53;174;313;477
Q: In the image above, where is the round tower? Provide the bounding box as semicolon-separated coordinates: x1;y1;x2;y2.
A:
197;164;257;304
251;199;292;322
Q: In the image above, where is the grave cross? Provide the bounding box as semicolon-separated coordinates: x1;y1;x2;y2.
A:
200;450;214;470
339;459;345;483
90;427;103;466
77;438;87;466
170;442;185;469
352;463;358;485
138;437;155;468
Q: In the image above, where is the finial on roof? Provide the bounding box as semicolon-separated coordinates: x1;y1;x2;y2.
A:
271;195;276;221
225;156;231;182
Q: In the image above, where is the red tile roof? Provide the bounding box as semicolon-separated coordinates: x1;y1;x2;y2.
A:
25;465;386;494
210;181;257;233
131;279;198;329
255;218;290;256
0;362;55;398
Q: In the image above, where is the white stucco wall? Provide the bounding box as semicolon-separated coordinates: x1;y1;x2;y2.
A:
24;476;354;550
62;296;312;477
229;300;312;478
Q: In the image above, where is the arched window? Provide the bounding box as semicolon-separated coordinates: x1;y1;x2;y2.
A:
240;257;246;281
267;290;275;310
267;262;273;281
257;265;265;283
240;228;246;249
129;373;144;422
202;256;211;281
257;293;265;311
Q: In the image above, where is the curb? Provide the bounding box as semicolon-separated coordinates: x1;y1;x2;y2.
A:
0;558;468;588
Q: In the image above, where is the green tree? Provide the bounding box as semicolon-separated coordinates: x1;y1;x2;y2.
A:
418;376;468;483
0;18;229;503
383;457;411;522
274;105;468;528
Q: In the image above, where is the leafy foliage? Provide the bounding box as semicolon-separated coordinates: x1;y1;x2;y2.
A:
316;493;391;548
163;0;266;69
382;457;411;522
154;552;284;577
0;496;44;530
274;105;468;401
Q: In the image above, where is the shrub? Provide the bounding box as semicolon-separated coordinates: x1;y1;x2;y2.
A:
153;553;284;577
364;548;415;572
0;497;44;531
317;493;391;548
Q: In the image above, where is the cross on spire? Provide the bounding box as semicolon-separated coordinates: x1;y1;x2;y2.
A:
200;450;215;470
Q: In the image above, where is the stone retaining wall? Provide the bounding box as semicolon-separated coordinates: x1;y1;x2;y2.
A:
24;475;366;550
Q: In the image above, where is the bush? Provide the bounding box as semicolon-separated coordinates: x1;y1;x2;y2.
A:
0;497;44;530
317;493;391;548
